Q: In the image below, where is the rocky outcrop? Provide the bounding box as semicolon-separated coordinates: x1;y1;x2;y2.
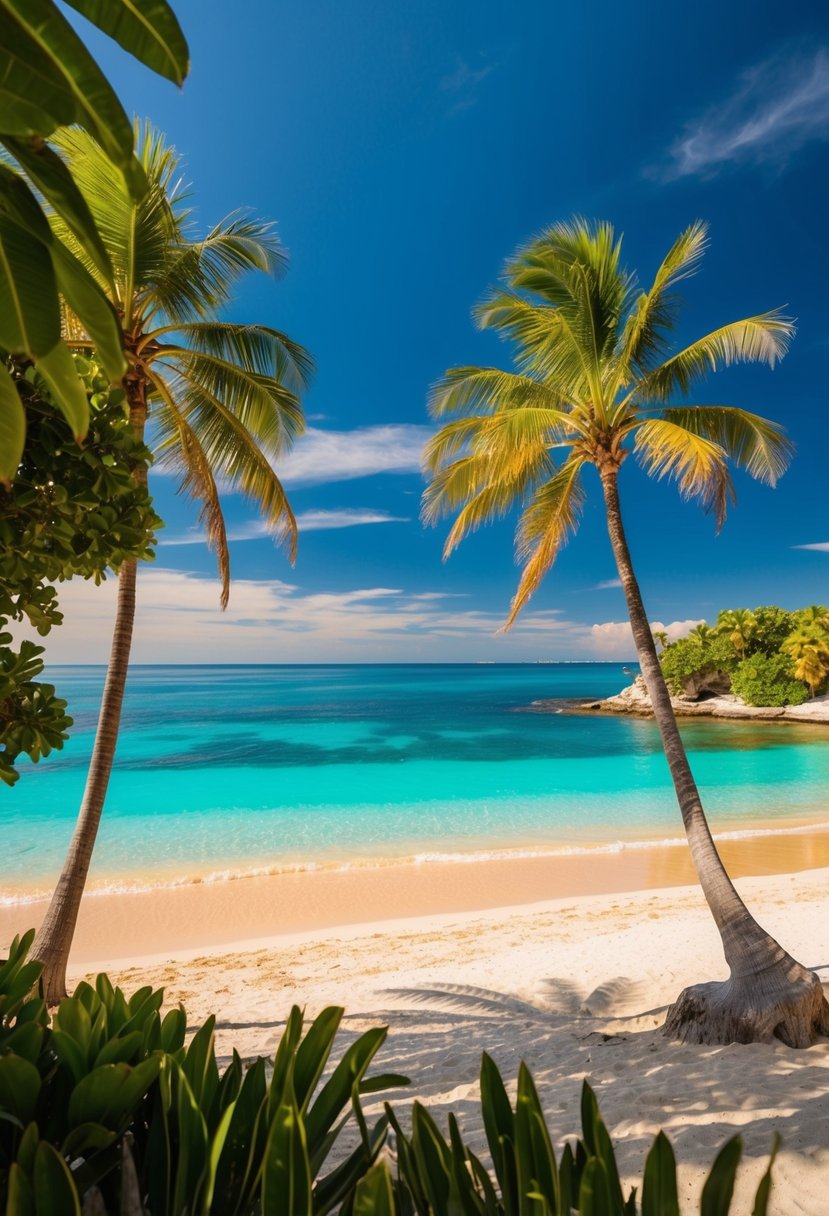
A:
577;676;829;724
680;666;732;701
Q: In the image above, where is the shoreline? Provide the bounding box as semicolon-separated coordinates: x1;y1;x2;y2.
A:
6;819;829;968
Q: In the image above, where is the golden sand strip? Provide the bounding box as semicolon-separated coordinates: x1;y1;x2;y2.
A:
4;825;829;967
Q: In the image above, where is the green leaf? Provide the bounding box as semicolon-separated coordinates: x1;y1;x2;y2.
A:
0;361;25;483
353;1161;396;1216
305;1025;387;1155
642;1131;679;1216
32;1141;81;1216
0;11;79;135
0;216;60;355
3;136;113;283
579;1157;613;1216
0;1054;41;1124
262;1097;312;1216
701;1136;743;1216
62;0;190;86
67;1057;160;1130
0;0;135;172
33;340;89;439
293;1006;342;1113
5;1163;35;1216
751;1135;780;1216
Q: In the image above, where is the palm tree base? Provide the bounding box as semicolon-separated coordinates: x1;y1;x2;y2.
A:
664;960;829;1047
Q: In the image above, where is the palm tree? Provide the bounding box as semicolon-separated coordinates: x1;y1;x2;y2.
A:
687;622;714;646
423;218;829;1045
715;607;757;656
783;630;829;696
31;125;312;1002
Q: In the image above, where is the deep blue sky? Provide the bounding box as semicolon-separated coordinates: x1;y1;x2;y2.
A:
55;0;829;662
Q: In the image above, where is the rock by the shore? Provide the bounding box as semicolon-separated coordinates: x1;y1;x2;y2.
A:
574;675;829;724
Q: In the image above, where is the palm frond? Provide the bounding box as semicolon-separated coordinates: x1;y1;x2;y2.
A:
151;322;313;394
504;456;586;628
427;366;571;420
157;349;304;454
633;312;794;402
474;291;590;396
617;220;708;378
633;417;734;527
149;375;231;606
154;372;298;562
148;213;287;322
659;405;793;486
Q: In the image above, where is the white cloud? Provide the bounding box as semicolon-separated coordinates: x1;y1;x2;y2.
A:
663;47;829;179
793;541;829;552
296;509;409;531
594;578;622;590
440;55;492;115
18;569;642;664
275;424;431;487
160;509;409;547
590;619;702;658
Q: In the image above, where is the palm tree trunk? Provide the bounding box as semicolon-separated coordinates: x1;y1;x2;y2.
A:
32;385;148;1003
599;464;828;1045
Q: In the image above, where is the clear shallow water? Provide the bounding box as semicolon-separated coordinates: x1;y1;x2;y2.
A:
3;664;829;899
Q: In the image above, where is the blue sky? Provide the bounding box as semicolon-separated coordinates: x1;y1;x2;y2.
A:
51;0;829;662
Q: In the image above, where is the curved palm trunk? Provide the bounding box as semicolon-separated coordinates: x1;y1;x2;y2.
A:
600;466;828;1045
32;387;148;1003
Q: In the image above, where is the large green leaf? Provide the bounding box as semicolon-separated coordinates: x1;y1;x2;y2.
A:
33;340;89;439
0;0;139;184
0;9;78;134
0;360;25;483
0;1054;41;1124
32;1142;81;1216
67;1057;160;1130
262;1097;312;1216
642;1131;679;1216
0;215;61;355
701;1136;742;1216
353;1162;396;1216
63;0;189;85
4;135;113;282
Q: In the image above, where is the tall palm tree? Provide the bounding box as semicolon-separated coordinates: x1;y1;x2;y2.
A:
31;125;312;1002
715;607;757;656
424;218;829;1045
783;630;829;696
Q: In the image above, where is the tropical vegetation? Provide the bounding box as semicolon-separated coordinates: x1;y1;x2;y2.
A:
0;932;779;1215
0;355;159;785
30;124;312;1003
0;0;188;474
423;216;829;1044
661;604;829;706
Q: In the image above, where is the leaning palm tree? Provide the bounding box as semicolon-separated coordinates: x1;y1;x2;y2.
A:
424;218;829;1045
31;125;311;1002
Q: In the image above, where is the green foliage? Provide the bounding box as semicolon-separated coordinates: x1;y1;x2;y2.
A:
0;935;781;1214
659;633;737;695
0;0;189;469
384;1052;779;1216
731;653;810;708
0;356;160;784
747;607;797;656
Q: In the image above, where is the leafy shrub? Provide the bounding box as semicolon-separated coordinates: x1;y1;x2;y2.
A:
749;606;798;656
731;653;809;707
660;633;736;695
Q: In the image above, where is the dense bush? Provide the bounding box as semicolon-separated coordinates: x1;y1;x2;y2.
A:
731;653;810;708
0;358;161;784
0;933;779;1215
660;633;737;696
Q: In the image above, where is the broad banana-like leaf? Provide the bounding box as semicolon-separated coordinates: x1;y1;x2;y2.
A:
63;0;189;86
0;360;24;483
0;216;61;355
51;243;126;382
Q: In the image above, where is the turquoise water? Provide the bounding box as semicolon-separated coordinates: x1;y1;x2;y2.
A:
3;663;829;900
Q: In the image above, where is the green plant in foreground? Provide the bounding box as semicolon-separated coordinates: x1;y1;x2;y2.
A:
0;933;782;1214
0;932;408;1213
383;1053;779;1216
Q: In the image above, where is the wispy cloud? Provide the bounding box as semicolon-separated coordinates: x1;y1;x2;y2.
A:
297;509;409;531
662;47;829;179
274;424;431;487
160;509;410;547
594;578;622;590
793;541;829;552
440;55;492;114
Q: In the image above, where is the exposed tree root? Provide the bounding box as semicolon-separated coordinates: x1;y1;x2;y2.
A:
665;960;829;1047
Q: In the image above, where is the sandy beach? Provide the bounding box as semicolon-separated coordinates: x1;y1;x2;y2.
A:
4;841;827;1214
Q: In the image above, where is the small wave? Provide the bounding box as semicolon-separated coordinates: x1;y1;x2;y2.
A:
3;817;829;907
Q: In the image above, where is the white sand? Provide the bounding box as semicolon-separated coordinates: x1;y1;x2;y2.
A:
74;867;829;1216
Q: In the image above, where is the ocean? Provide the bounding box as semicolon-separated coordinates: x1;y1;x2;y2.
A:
3;663;829;902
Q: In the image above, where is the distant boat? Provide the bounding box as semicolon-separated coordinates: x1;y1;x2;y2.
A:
622;666;633;676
